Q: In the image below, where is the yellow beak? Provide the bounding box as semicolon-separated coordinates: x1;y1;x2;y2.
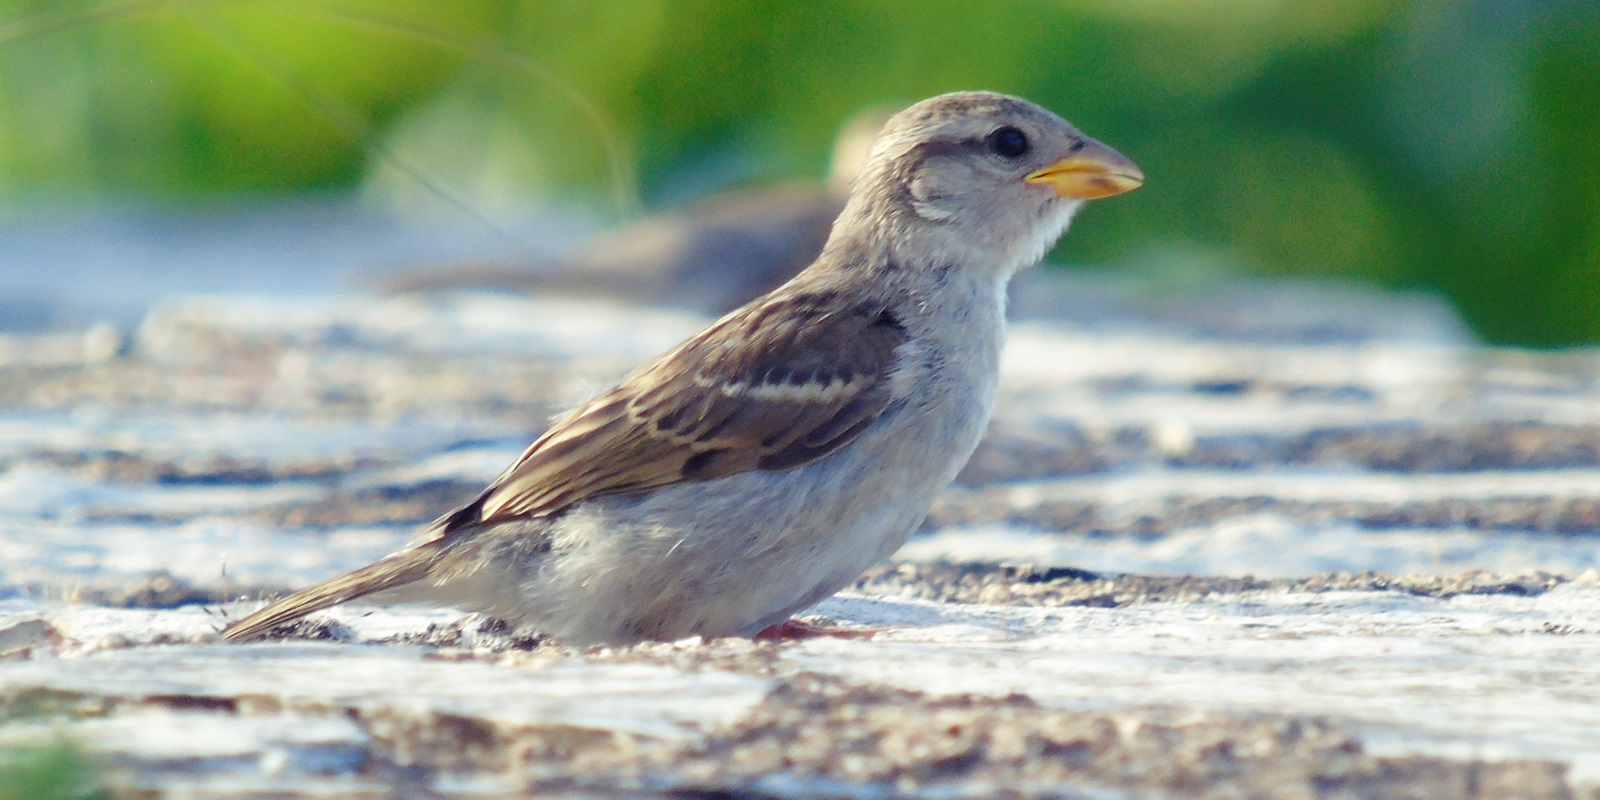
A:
1025;141;1144;200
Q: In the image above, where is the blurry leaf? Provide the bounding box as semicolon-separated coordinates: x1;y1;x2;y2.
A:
0;738;106;800
0;0;1595;344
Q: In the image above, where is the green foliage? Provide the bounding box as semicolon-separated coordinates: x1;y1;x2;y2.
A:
0;0;1595;345
0;739;106;800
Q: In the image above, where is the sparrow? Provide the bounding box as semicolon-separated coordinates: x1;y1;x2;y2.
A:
223;91;1142;645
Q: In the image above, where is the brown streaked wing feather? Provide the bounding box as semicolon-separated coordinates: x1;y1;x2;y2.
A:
459;292;907;527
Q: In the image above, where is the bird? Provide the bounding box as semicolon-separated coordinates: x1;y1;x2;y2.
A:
223;91;1143;646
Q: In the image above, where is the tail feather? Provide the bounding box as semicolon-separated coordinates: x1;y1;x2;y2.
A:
221;545;441;641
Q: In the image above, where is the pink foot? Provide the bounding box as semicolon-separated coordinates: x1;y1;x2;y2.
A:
754;619;877;642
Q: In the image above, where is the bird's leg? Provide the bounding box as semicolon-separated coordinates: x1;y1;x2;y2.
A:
753;618;877;641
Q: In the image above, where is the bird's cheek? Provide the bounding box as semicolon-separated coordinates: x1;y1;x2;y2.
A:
908;175;959;223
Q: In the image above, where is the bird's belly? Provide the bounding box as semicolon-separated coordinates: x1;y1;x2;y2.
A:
522;392;992;645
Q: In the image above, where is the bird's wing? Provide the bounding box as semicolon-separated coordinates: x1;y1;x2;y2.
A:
418;290;909;542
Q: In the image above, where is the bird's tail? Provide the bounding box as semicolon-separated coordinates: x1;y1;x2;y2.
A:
221;545;442;641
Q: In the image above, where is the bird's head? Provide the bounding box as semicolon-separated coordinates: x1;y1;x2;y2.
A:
833;91;1142;279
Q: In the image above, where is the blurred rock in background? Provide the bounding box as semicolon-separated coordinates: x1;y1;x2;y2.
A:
374;107;889;313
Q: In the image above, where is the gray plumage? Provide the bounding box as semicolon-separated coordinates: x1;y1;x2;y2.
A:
223;91;1142;645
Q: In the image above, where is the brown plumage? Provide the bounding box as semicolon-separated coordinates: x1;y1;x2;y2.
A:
222;91;1142;644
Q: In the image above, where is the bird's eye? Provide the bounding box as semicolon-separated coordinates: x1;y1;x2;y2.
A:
986;126;1029;159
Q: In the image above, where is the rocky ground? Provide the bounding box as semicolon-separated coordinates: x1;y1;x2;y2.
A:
2;257;1599;798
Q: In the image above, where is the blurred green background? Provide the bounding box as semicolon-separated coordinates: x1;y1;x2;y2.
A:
0;0;1595;345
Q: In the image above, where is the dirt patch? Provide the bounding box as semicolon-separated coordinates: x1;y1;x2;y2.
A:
932;488;1600;536
509;674;1579;799
854;562;1571;607
677;675;1576;799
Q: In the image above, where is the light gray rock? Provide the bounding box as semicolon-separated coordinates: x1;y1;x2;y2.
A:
1;255;1597;798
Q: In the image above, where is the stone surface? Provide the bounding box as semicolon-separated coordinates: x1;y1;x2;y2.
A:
1;246;1598;798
